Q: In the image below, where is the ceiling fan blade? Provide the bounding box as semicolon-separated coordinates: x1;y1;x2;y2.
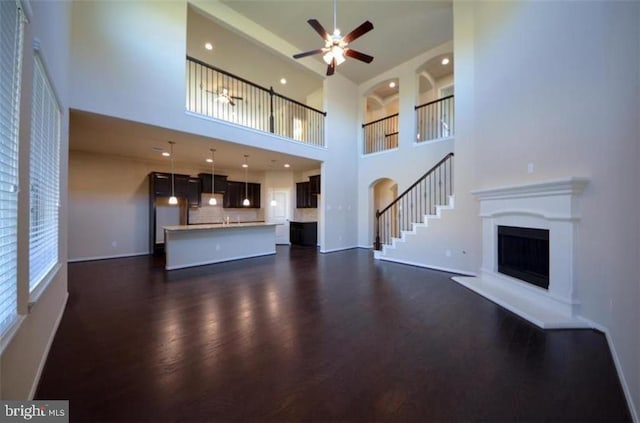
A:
345;48;374;64
231;96;243;100
307;19;330;41
342;20;374;44
293;48;325;59
229;99;236;106
326;58;336;76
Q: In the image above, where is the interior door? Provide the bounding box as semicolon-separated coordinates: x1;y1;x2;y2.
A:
271;190;290;244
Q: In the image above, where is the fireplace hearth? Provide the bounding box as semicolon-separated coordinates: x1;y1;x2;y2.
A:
497;226;549;289
452;177;590;329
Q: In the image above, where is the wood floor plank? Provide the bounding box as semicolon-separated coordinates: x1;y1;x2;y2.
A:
36;246;631;422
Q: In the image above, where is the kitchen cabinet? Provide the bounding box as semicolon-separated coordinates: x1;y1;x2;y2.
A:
296;182;317;208
309;174;321;195
150;172;191;197
290;221;317;246
174;174;190;197
186;177;201;208
223;181;261;208
198;173;228;194
248;183;261;208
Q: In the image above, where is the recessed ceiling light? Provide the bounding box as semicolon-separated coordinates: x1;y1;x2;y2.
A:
280;78;287;85
284;163;290;168
441;57;450;65
162;152;170;157
205;42;213;51
206;158;213;163
242;163;248;168
388;81;396;88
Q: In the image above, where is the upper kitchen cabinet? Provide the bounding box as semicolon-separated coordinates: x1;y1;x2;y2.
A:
223;181;261;208
150;172;172;196
309;175;321;195
198;173;228;194
296;182;317;208
187;177;202;208
150;172;190;197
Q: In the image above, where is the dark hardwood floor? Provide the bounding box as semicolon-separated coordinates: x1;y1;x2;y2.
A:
36;246;631;422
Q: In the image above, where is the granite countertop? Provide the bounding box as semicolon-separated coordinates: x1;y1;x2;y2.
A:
164;222;276;231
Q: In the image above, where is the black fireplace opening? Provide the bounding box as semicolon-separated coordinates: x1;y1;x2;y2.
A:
497;226;550;289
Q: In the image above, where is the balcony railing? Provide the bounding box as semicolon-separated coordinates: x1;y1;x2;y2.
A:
362;113;399;155
415;95;454;143
186;56;326;147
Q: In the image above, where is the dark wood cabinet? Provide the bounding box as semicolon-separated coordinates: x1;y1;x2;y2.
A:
174;174;189;197
223;181;260;208
296;182;317;208
248;183;261;208
198;173;228;194
223;181;242;208
186;177;201;208
150;172;192;198
290;222;317;246
150;172;172;196
309;174;321;195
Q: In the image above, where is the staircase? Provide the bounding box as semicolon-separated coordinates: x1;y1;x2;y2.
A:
374;153;455;261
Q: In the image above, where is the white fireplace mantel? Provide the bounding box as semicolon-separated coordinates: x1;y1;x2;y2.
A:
453;177;591;329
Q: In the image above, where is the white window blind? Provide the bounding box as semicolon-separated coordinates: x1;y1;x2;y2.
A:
0;0;24;334
29;55;60;292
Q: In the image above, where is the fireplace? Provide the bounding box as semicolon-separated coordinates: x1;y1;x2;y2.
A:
452;177;589;328
497;226;549;289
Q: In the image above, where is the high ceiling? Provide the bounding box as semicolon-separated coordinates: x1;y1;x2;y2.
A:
70;2;453;173
218;0;453;84
187;7;323;104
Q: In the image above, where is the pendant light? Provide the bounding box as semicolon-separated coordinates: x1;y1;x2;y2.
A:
269;160;277;207
208;148;217;206
168;141;178;205
242;155;250;207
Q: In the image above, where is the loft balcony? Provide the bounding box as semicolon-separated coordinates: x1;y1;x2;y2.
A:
185;56;326;147
361;95;455;155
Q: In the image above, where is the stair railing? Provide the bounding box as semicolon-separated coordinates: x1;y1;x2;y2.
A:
186;56;327;147
415;95;454;142
375;152;454;250
362;113;399;154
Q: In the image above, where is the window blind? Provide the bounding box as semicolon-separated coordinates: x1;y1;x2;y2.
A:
0;0;23;335
29;55;60;292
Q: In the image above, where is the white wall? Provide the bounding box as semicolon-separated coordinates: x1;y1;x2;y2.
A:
1;0;71;399
321;74;360;251
466;1;640;417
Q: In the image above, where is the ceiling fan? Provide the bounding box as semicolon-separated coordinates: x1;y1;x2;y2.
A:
203;86;243;106
292;0;374;76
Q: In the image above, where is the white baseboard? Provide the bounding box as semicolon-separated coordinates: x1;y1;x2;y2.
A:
579;318;638;422
357;244;373;249
319;245;360;254
377;256;476;277
68;251;150;263
28;292;69;400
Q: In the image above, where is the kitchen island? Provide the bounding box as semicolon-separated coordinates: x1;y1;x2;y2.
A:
163;222;277;270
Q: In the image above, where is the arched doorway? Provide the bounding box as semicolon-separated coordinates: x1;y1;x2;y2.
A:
370;178;397;249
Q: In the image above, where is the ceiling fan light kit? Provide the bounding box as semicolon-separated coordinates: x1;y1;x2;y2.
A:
292;0;374;76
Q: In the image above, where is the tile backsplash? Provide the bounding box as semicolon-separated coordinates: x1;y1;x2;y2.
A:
293;208;318;222
189;193;264;224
